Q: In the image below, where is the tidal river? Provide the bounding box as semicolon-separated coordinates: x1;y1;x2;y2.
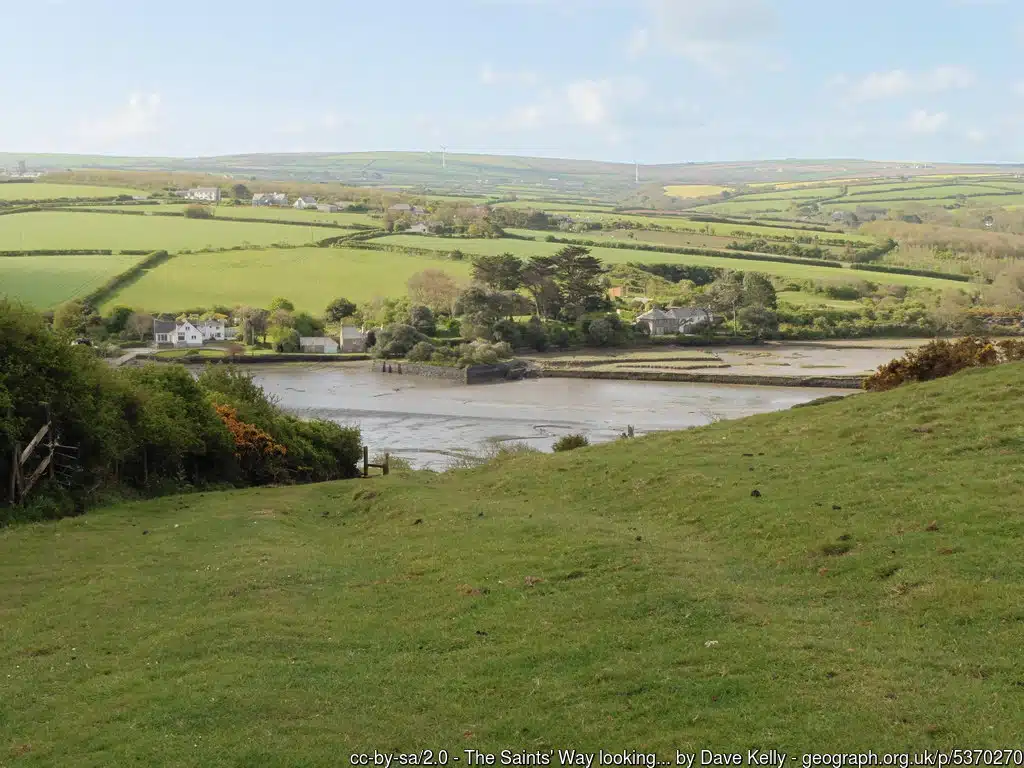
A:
248;363;850;471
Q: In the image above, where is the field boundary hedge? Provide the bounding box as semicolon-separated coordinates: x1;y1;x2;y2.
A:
83;250;174;307
0;248;114;257
850;263;974;283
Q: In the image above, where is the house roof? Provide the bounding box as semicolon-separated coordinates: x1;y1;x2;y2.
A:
389;203;412;211
636;308;669;321
300;336;337;344
665;307;706;320
153;319;175;334
298;196;316;204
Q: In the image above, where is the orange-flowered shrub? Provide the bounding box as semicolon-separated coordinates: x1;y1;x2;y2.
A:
215;403;287;481
864;336;1024;392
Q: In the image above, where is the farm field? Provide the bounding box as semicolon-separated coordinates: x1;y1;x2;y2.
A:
734;186;845;201
104;246;471;312
493;200;618;212
776;291;864;310
663;184;731;198
0;254;143;308
690;198;809;215
834;184;1004;202
376;234;964;289
80;204;382;228
0;211;336;252
517;227;854;257
0;182;147;201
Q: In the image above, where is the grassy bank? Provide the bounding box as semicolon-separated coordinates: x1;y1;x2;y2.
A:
2;363;1023;761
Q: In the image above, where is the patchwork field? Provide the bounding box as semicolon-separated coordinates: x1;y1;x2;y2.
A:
776;291;864;310
376;235;964;289
0;211;339;252
0;254;144;308
663;184;731;198
82;204;382;228
104;246;472;312
0;182;147;201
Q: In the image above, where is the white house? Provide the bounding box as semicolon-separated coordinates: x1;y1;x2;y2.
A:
152;317;236;347
186;187;222;202
317;203;339;213
294;196;317;210
406;222;430;234
252;192;289;207
299;336;339;354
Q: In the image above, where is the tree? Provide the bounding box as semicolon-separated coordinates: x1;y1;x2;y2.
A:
407;269;461;315
471;252;523;291
454;286;513;337
521;256;560;318
707;273;746;331
232;183;251;200
238;307;269;345
550;246;606;320
525;210;550;230
269;326;300;353
742;272;777;309
371;324;428;358
53;300;87;335
324;297;357;323
127;312;154;341
292;312;323;337
268;297;295;312
104;306;134;335
408;305;436;335
270;309;294;329
737;306;779;339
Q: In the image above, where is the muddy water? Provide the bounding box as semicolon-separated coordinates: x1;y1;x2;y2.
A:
249;364;850;471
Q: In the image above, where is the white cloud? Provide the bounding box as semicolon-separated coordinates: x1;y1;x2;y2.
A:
507;104;544;130
630;0;780;75
845;66;974;101
78;92;161;142
966;128;987;142
479;64;539;87
907;109;949;134
566;81;609;125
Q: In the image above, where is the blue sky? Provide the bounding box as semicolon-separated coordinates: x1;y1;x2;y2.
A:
2;0;1021;163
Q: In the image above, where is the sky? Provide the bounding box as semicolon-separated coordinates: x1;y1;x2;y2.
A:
1;0;1022;164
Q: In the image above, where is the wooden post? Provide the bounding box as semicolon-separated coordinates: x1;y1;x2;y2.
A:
8;441;19;505
44;405;54;481
363;446;369;478
383;453;390;476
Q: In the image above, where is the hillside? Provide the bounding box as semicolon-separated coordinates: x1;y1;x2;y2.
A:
3;365;1024;762
5;151;1024;201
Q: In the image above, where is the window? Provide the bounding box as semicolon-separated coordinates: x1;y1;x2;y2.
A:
177;333;185;341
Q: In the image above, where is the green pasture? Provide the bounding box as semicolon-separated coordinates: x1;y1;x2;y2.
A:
688;199;806;215
104;246;472;312
553;228;853;256
776;291;865;310
838;184;1005;203
376;234;964;289
0;211;337;252
81;204;382;228
0;182;147;201
734;186;845;201
0;254;144;308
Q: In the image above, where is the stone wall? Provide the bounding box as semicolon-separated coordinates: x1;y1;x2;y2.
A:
371;360;534;385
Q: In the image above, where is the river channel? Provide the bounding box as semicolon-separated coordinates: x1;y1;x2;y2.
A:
248;363;851;470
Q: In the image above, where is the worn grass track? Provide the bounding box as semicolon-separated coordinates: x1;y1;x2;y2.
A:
2;364;1023;764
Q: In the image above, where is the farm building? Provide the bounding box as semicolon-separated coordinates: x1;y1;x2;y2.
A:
636;307;711;336
252;192;289;207
299;336;340;354
405;222;430;234
388;203;412;213
340;325;368;353
317;203;339;213
186;187;222;202
294;196;317;210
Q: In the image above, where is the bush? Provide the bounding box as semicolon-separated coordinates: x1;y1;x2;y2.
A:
184;205;213;219
407;341;435;362
371;324;428;358
269;326;300;353
553;434;589;452
863;337;1024;392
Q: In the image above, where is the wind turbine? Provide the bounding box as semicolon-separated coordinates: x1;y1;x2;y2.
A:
440;145;448;170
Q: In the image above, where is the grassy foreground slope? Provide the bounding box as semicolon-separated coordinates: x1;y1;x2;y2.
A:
3;366;1024;762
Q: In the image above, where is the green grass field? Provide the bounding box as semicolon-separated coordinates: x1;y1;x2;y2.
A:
84;204;382;228
0;211;340;252
0;183;146;201
378;235;964;289
105;246;471;312
731;186;845;202
0;254;144;308
776;290;864;309
3;364;1023;761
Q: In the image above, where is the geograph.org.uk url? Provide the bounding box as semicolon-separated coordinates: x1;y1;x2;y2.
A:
793;751;1024;768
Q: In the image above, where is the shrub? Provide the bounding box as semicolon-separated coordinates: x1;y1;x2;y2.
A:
407;341;435;362
553;434;589;452
863;336;1022;392
184;205;213;219
372;324;428;358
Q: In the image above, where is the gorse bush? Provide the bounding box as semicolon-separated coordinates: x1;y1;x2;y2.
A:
864;336;1024;392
